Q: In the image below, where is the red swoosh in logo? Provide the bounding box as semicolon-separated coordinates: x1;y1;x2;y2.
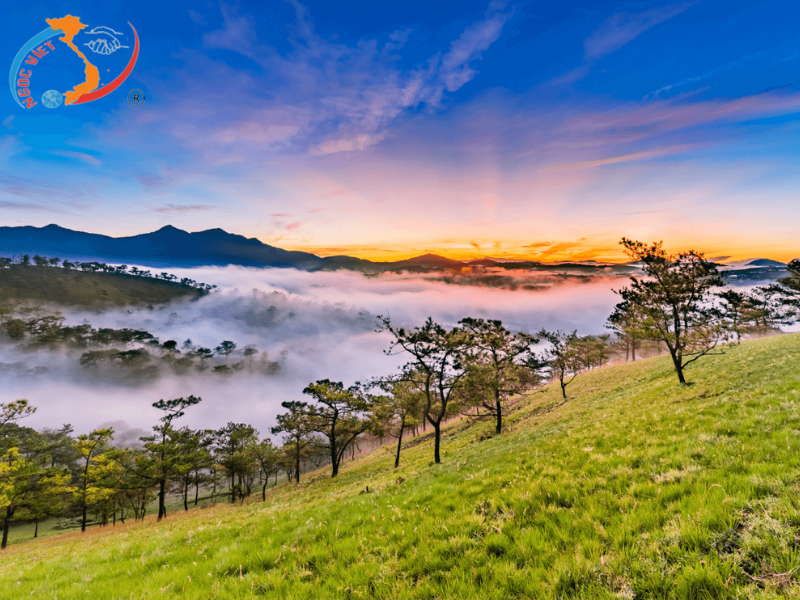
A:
72;23;139;105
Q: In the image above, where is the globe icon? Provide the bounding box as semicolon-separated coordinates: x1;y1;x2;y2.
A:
41;90;63;109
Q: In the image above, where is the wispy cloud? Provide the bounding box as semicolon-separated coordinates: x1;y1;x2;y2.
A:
50;149;102;166
174;0;512;158
550;145;697;170
201;3;261;57
0;200;67;212
152;204;218;214
584;3;695;60
646;42;795;99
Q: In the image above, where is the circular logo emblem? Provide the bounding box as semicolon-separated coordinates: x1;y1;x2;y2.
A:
127;88;145;107
9;15;139;109
41;89;63;108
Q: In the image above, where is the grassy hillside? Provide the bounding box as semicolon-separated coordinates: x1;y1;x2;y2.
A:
0;265;203;307
2;334;800;599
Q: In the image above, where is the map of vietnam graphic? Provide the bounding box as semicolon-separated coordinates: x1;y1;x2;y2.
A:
45;15;99;105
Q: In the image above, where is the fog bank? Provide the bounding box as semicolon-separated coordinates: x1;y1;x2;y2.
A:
6;266;623;434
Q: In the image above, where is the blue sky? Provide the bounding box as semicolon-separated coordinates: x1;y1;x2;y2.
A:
2;0;800;261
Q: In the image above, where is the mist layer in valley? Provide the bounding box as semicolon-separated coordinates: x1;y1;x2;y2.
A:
0;265;649;436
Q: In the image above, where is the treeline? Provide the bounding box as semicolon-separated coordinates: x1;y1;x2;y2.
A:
0;304;280;379
0;398;286;549
1;239;798;549
0;254;217;293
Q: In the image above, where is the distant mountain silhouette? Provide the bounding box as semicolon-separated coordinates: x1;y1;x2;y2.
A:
0;224;321;269
0;224;473;271
746;259;786;267
0;224;637;275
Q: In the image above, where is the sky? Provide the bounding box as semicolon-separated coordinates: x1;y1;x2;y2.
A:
2;0;800;262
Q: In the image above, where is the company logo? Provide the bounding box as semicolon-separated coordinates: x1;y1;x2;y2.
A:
9;15;139;109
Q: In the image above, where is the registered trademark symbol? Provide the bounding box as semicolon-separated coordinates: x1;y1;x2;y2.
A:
128;88;144;107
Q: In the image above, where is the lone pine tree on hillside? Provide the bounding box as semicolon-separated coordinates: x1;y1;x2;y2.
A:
130;396;202;521
74;428;115;532
271;401;312;483
252;439;279;500
614;238;725;384
537;330;583;399
377;374;426;468
379;316;468;464
213;422;259;503
303;379;383;478
458;318;539;434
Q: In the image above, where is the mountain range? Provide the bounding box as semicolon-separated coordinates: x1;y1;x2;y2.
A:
0;225;790;279
0;224;635;274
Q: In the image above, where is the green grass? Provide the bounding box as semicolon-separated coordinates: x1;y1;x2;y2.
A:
0;265;203;307
2;333;800;599
4;489;239;546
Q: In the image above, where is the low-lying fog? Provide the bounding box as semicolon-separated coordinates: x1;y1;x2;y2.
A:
2;266;638;436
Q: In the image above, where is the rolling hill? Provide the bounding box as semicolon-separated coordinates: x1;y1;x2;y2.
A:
1;333;799;598
0;264;204;306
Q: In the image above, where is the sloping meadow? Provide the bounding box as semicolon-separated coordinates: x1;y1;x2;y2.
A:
1;333;799;599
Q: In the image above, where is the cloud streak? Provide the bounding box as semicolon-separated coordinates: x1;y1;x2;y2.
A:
167;1;512;158
584;3;696;60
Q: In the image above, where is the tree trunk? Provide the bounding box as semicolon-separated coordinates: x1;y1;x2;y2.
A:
560;376;567;399
433;422;441;464
81;504;87;532
669;350;686;384
34;517;39;538
495;395;502;434
395;424;404;468
676;363;686;384
331;428;339;478
194;479;199;506
1;508;10;549
158;479;167;521
183;475;189;511
295;440;301;483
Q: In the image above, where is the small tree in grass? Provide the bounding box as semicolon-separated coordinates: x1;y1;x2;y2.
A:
213;423;258;503
124;396;202;521
614;238;725;384
74;428;114;532
458;318;540;434
378;316;468;464
537;330;583;399
303;379;385;478
252;439;279;500
377;375;426;468
271;402;313;483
